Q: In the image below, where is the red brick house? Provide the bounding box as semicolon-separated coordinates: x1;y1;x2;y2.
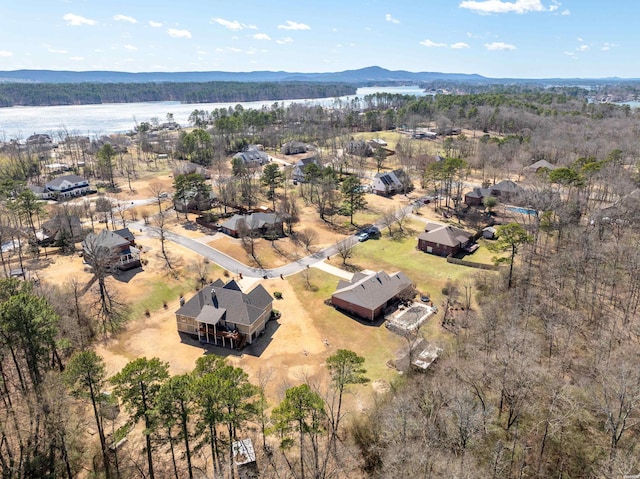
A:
331;270;413;321
417;223;472;256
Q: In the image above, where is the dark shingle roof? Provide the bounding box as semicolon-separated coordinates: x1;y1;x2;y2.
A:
175;279;272;326
491;180;522;193
465;187;491;199
234;150;269;164
114;228;135;241
83;229;129;250
418;225;472;247
332;271;412;311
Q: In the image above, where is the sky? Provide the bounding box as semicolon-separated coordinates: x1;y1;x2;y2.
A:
0;0;636;79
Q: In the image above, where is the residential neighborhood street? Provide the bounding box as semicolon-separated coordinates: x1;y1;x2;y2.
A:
130;201;416;278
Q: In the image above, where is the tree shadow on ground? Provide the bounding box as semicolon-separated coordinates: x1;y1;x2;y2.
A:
112;266;143;283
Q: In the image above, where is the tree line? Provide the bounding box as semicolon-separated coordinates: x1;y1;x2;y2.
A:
0;277;369;478
0;81;356;107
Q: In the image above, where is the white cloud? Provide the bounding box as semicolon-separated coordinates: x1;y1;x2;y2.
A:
563;51;576;58
561;9;570;15
211;17;249;31
451;42;470;49
420;39;447;47
577;44;588;52
229;47;242;53
385;13;400;24
215;48;224;52
601;42;619;51
0;51;13;57
70;56;84;61
63;13;96;26
114;14;137;24
276;37;294;44
577;37;583;42
149;20;163;28
197;50;208;55
278;20;310;30
485;41;516;50
253;33;271;41
459;0;546;14
124;44;137;51
48;48;68;54
168;28;192;39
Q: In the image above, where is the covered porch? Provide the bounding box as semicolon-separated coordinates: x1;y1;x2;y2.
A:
196;306;246;350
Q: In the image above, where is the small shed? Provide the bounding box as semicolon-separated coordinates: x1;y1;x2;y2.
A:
482;226;497;239
233;439;259;479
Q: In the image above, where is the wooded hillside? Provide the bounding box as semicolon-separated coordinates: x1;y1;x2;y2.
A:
0;81;356;107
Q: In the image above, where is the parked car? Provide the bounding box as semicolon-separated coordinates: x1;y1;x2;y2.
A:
357;231;370;242
421;295;430;303
365;226;380;237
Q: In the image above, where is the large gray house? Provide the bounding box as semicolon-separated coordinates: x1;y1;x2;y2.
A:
175;279;273;349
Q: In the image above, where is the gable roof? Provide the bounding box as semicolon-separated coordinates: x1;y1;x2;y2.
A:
234;149;269;164
42;214;82;235
114;228;135;241
220;212;282;232
332;270;412;311
295;157;318;168
46;175;87;188
173;162;211;179
28;185;48;194
175;279;272;326
374;171;402;188
524;159;558;172
418;225;472;247
83;229;129;250
600;188;640;217
491;179;522;193
465;187;491;199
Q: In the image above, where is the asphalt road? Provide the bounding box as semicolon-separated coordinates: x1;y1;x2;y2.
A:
135;220;360;278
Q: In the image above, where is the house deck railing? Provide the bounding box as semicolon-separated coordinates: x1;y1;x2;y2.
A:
198;326;246;350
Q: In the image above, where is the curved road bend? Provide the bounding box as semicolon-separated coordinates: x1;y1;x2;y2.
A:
131;202;415;279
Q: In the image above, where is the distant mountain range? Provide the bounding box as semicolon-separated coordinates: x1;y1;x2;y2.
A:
0;66;486;84
0;66;632;85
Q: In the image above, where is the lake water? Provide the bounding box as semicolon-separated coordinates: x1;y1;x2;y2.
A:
0;85;427;140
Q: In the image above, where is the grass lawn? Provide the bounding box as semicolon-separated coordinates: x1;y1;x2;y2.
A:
466;238;508;265
345;223;490;307
127;278;191;320
288;269;403;383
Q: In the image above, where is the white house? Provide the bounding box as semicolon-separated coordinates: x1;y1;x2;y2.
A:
372;169;410;196
45;175;90;199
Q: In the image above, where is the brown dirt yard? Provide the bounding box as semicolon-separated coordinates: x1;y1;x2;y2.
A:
92;274;402;410
34;228;401;410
